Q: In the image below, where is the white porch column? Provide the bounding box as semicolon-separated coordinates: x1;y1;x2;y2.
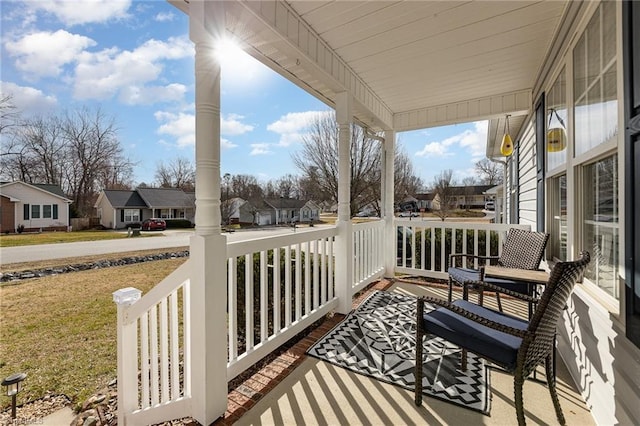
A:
335;92;354;314
383;130;396;277
189;2;228;424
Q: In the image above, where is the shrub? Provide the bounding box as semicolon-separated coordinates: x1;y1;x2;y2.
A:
165;219;193;229
412;228;500;271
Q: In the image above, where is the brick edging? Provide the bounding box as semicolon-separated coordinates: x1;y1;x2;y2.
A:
218;278;395;424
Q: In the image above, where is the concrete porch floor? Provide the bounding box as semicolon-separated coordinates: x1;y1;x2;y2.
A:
221;279;595;426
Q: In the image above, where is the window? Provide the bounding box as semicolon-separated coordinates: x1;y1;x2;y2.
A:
549;175;567;261
43;205;52;219
31;205;40;219
582;155;619;299
547;68;567;170
570;1;619;303
124;209;140;222
574;1;618;157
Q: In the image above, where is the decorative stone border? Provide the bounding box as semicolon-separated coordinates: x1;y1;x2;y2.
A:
0;251;190;282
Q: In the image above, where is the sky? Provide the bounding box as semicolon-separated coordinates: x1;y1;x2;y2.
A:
1;0;489;189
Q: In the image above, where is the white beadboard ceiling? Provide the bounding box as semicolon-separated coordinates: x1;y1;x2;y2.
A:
171;0;569;155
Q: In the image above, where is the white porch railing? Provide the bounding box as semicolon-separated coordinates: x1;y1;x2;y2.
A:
352;220;386;293
113;261;192;426
226;227;339;380
113;219;525;424
394;220;530;280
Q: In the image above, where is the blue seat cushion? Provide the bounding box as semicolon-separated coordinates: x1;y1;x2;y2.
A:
449;267;531;295
422;300;529;370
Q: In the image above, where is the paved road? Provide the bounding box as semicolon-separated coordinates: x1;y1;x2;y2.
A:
0;226;328;265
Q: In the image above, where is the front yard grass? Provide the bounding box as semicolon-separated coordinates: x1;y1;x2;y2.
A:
0;257;188;411
0;230;151;248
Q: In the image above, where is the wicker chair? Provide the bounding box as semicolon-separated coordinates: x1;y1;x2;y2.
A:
415;251;590;426
448;228;550;311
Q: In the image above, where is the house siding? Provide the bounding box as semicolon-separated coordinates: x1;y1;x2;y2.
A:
508;2;640;424
0;195;15;233
0;182;70;231
515;119;538;230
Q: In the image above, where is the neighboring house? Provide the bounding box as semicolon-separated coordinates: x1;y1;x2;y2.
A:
432;185;494;210
95;188;195;229
414;193;435;211
260;198;320;225
0;181;72;233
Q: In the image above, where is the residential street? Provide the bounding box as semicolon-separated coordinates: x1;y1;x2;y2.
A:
0;226;327;265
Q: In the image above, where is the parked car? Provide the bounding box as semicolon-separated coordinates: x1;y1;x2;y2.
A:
141;218;167;231
399;211;419;217
484;201;495;211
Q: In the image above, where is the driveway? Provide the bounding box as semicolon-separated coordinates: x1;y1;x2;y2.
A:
0;225;330;265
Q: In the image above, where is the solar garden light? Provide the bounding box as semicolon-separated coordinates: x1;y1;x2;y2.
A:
2;372;27;419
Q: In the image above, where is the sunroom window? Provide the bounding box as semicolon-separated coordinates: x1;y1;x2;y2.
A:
582;155;619;299
549;174;567;261
573;1;618;157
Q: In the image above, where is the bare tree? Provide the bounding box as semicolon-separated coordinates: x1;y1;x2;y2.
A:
0;94;21;136
155;157;195;191
1;106;134;216
432;169;457;221
475;158;503;185
292;112;382;216
61;107;134;216
231;174;263;200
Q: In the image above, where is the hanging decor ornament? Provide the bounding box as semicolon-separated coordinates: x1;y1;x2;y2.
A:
547;108;567;152
500;114;514;156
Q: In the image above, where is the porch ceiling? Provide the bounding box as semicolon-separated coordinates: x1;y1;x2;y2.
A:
172;0;568;148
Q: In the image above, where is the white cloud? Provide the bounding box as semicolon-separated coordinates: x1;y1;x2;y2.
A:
415;121;488;159
155;111;244;149
267;110;330;147
27;0;131;26
222;113;254;135
119;83;187;105
155;111;194;148
0;81;57;115
222;138;238;149
155;12;175;22
250;143;272;156
73;36;192;101
458;121;489;158
4;30;96;79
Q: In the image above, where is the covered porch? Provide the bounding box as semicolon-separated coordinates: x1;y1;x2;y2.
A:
113;1;639;425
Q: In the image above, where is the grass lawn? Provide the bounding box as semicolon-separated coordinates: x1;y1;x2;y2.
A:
0;230;159;248
0;257;187;411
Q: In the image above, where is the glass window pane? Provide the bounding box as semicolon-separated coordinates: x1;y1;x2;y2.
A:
550;175;567;261
31;205;40;219
602;0;616;65
574;35;586;99
43;205;52;218
583;155;619;299
573;2;617;157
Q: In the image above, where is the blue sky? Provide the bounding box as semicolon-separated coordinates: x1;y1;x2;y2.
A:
1;0;488;188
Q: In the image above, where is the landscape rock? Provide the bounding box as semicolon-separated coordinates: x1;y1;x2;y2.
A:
1;250;190;282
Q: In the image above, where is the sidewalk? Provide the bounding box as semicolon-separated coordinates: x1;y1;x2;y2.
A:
42;407;75;425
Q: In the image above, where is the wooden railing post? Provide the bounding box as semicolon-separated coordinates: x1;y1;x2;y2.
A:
113;287;142;426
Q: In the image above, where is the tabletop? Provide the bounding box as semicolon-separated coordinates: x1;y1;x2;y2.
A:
484;265;550;284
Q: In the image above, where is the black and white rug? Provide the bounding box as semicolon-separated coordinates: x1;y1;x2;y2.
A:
307;290;491;415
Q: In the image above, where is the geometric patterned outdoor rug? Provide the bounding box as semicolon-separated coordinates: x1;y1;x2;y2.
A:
307;290;491;415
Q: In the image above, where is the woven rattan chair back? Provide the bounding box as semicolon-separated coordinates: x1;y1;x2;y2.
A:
498;228;550;270
519;251;591;378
